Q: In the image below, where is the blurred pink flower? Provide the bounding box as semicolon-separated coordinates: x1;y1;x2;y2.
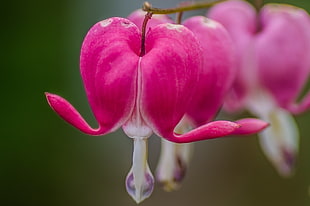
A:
209;0;310;176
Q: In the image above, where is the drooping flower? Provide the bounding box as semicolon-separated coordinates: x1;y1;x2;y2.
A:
155;16;238;190
128;11;268;191
208;0;310;176
46;15;268;203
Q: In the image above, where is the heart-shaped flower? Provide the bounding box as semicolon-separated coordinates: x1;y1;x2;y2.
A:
46;15;268;202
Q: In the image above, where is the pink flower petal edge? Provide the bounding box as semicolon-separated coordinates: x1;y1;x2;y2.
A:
233;118;270;135
45;92;104;135
164;118;268;143
182;16;236;126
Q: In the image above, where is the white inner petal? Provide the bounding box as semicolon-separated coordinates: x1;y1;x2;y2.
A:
258;108;299;176
126;138;154;203
123;57;152;139
246;90;299;176
156;117;194;191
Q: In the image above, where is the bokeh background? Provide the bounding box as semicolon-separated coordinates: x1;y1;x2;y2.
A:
1;0;310;205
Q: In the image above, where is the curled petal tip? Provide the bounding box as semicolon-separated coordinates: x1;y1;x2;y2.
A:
45;92;103;135
233;118;269;135
45;92;56;105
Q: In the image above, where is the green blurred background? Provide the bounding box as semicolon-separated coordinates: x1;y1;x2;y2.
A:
1;0;310;205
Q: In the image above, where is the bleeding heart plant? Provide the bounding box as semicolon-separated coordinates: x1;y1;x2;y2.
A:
46;1;269;203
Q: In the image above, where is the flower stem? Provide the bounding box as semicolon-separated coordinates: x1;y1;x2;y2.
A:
140;12;153;57
176;12;183;24
142;0;227;14
254;0;264;11
140;0;226;55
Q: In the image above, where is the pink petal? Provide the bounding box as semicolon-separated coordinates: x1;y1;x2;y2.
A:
232;118;269;135
207;0;257;36
45;93;104;135
80;17;141;133
166;120;241;143
139;23;203;139
183;16;235;125
208;0;258;112
222;86;247;113
256;5;310;108
161;118;268;143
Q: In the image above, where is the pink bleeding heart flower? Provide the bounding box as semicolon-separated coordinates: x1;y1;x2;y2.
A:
208;0;310;176
45;14;268;202
183;16;236;125
155;16;239;190
128;11;268;191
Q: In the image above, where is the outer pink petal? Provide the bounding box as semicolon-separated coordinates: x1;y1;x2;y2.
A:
207;0;257;36
256;5;310;109
161;118;268;143
127;9;173;30
183;16;235;125
45;93;104;135
208;0;257;112
232;118;269;135
80;17;141;133
139;23;203;139
169;121;240;143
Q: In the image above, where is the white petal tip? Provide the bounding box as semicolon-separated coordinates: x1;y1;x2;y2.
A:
276;148;297;177
126;170;154;203
256;106;299;178
126;138;154;204
159;180;181;192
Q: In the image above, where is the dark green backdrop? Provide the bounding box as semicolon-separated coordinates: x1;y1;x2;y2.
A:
1;0;310;205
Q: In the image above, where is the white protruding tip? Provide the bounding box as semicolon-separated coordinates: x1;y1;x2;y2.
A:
126;138;154;203
258;107;299;177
